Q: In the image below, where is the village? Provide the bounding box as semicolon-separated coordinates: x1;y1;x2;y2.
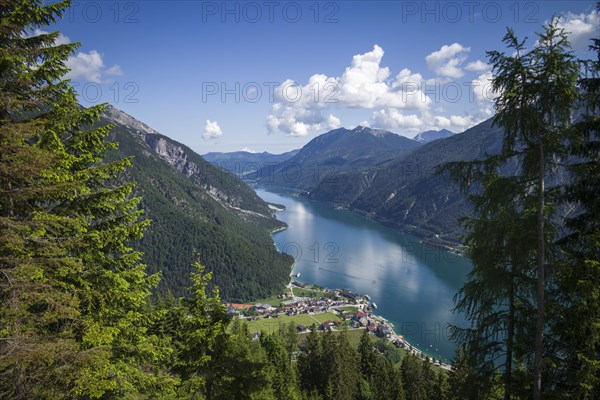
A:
227;281;451;371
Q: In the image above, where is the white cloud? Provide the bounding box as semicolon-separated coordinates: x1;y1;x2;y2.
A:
337;44;390;108
266;45;430;136
556;10;599;48
65;50;105;82
30;29;124;83
31;29;71;46
241;147;257;153
65;50;124;83
327;114;341;129
203;120;223;140
433;116;451;128
449;115;476;128
337;47;431;109
266;74;343;136
372;109;424;132
426;43;470;78
370;108;489;135
265;102;340;137
471;71;495;103
267;44;494;138
105;65;124;76
465;60;489;72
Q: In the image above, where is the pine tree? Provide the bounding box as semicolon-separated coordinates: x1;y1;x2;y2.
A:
358;331;378;379
372;358;405;400
401;353;427;400
212;320;274;400
433;371;450;400
297;327;325;395
421;359;438;399
551;20;600;397
0;1;168;398
358;332;405;400
320;330;360;400
486;21;580;399
261;332;301;400
279;320;299;359
443;158;537;398
442;19;580;399
447;346;502;400
174;260;230;398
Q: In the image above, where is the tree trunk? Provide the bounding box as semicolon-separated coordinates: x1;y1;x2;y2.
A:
533;142;545;400
505;264;515;400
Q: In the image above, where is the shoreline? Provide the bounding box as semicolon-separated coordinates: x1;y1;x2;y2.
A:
258;185;466;255
290;281;453;371
270;224;288;234
263;189;455;370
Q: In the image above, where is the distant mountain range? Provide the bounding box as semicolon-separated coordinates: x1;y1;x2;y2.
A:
204;123;505;247
203;149;300;178
306;120;504;245
101;105;293;301
412;129;455;143
252;126;422;191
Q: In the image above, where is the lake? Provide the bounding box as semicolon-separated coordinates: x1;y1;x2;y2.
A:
256;188;472;363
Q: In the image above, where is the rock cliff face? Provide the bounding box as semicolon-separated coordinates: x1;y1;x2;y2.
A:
105;106;275;220
104;104;159;135
147;137;191;175
99;105;292;301
142;134;273;220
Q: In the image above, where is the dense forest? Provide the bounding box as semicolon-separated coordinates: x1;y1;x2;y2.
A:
102;120;294;301
0;1;599;399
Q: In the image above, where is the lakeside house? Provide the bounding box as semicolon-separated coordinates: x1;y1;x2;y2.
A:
228;286;452;371
320;320;340;332
253;303;272;312
226;306;239;316
340;290;360;303
377;325;392;338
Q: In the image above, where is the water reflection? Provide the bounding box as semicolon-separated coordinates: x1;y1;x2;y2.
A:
257;188;472;362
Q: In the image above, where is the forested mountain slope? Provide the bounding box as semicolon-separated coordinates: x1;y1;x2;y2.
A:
306;118;505;245
254;126;422;191
101;106;293;301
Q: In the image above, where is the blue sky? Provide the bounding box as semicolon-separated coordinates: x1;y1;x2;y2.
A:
52;1;598;153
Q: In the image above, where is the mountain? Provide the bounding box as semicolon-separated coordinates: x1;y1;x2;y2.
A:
254;126;423;191
305;118;504;246
101;105;293;301
412;129;455;143
203;149;299;178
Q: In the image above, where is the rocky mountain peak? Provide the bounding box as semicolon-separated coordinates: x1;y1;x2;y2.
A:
102;105;160;136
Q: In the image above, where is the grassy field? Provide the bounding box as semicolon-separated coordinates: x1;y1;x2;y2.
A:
291;287;327;298
250;295;289;307
242;312;341;335
342;327;369;347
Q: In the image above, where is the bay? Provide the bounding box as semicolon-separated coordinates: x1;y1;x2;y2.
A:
256;188;472;363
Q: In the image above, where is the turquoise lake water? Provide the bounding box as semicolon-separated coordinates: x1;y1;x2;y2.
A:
256;188;472;363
